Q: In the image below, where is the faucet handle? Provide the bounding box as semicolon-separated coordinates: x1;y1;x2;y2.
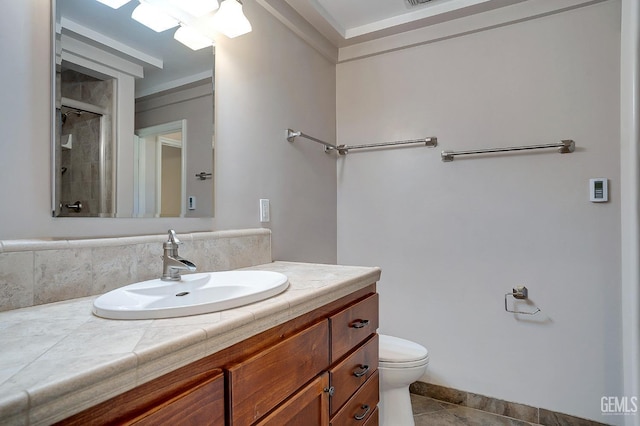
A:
167;229;181;245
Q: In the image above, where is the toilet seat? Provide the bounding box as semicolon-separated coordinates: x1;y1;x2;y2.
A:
379;334;429;368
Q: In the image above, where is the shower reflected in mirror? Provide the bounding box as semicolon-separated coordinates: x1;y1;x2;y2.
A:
54;66;114;217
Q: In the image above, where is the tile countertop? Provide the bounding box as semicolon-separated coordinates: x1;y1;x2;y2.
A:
0;261;381;426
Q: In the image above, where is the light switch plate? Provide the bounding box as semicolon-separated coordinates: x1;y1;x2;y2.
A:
260;199;270;222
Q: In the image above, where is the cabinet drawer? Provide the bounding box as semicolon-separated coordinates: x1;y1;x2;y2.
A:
228;320;329;425
134;369;224;426
330;294;378;362
330;370;379;426
330;334;378;416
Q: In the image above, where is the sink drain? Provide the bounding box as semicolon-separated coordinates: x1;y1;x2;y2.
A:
175;291;190;297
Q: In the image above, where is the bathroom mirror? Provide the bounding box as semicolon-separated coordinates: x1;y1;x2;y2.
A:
53;0;214;218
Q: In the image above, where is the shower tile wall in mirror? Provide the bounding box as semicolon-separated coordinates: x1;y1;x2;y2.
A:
53;0;215;218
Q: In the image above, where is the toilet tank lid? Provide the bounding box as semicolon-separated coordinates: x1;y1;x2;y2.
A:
379;334;429;363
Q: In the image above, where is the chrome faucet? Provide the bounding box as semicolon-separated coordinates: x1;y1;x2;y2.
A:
162;230;196;281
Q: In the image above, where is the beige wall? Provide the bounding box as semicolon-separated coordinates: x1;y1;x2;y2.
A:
336;1;622;423
161;145;181;217
0;0;337;264
214;1;337;262
135;83;213;218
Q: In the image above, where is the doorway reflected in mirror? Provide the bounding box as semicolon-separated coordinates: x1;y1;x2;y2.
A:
134;121;186;218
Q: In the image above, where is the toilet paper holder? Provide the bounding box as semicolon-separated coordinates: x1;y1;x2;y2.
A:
504;286;541;315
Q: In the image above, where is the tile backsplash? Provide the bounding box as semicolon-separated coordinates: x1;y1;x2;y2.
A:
0;229;272;312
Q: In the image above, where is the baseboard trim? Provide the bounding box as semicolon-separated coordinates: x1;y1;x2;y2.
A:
409;382;611;426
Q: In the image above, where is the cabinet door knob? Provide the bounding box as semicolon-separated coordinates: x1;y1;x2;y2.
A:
353;364;370;378
350;319;370;329
354;404;371;421
323;386;335;396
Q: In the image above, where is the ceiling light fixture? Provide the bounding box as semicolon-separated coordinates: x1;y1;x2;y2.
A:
95;0;132;8
94;0;250;52
170;0;219;17
174;25;214;50
131;1;179;32
211;0;252;38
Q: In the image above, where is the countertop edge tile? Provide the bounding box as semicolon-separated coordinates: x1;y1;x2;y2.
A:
200;310;257;341
133;328;208;363
26;353;138;426
0;390;29;426
135;339;208;387
202;310;292;356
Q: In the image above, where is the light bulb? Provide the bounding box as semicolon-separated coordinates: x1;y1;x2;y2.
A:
170;0;219;17
212;0;252;38
132;1;179;32
174;25;214;50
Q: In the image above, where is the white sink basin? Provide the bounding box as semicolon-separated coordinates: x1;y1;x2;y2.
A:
92;270;289;320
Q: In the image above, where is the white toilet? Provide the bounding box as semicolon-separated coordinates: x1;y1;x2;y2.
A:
378;334;429;426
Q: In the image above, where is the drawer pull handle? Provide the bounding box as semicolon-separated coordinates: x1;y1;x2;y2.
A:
354;404;371;421
353;364;370;378
350;319;370;329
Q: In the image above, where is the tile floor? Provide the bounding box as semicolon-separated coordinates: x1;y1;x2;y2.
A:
412;394;542;426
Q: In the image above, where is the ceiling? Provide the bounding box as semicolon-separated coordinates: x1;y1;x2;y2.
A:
280;0;528;46
57;0;531;91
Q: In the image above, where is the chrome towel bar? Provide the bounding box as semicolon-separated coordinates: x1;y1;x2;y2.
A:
441;140;575;162
286;129;339;150
286;129;437;155
326;137;438;154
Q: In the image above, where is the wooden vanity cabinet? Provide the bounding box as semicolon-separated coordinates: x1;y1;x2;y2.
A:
57;285;378;426
228;291;379;425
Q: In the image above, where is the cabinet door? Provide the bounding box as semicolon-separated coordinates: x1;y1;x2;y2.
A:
57;369;225;426
329;334;378;416
330;371;379;426
228;320;330;425
330;294;379;363
256;373;330;426
133;369;225;426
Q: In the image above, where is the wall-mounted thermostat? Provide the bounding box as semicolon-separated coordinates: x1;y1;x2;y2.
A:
589;178;608;202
